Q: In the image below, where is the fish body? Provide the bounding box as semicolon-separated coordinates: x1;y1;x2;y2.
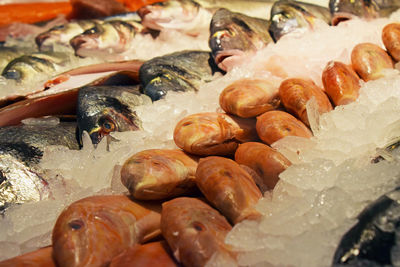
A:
52;195;161;267
209;8;272;71
333;187;400;266
70;20;144;58
77;85;151;145
0;246;55;267
329;0;400;25
0;122;79;211
2;51;72;82
269;0;331;42
139;50;220;101
35;20;100;51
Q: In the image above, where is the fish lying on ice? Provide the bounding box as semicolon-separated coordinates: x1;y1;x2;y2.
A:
0;121;79;212
209;8;272;71
2;51;74;83
138;0;275;36
329;0;400;25
139;50;221;101
333;186;400;266
77;85;151;145
35;19;101;51
269;0;331;42
70;19;145;58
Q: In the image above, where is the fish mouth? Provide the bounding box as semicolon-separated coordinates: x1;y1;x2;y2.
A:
137;6;152;18
35;33;52;51
331;13;357;26
70;36;98;57
214;49;245;71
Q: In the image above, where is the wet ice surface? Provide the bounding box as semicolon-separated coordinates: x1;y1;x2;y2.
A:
1;12;400;265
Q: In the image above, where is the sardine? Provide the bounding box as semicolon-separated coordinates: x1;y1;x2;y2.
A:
329;0;400;25
269;0;331;42
2;51;72;82
70;20;144;58
209;8;272;71
0;121;79;211
333;187;400;266
35;20;100;51
52;195;161;267
77;85;151;145
139;50;220;101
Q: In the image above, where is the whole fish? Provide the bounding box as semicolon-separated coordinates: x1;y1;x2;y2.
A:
35;20;100;51
2;51;73;83
161;197;236;267
0;121;79;211
329;0;400;25
138;0;275;35
209;8;273;71
70;20;144;58
139;50;220;101
52;195;161;267
269;0;331;42
77;85;151;145
332;186;400;266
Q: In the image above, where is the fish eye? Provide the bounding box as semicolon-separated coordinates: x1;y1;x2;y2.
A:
3;70;21;80
102;119;116;133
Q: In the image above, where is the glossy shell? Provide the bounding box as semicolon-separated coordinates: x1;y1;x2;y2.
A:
109;241;178;267
322;61;361;106
52;195;161;267
219;78;280;118
161;197;235;267
173;112;258;156
351;42;394;81
256;110;313;145
235;142;291;192
120;149;198;200
382;23;400;62
279;78;332;126
195;156;262;224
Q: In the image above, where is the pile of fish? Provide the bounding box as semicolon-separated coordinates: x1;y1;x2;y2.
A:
1;0;400;266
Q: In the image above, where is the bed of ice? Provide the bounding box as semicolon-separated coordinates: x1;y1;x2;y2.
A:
1;9;400;267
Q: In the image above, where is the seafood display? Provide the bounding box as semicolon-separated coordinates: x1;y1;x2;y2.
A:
3;0;400;266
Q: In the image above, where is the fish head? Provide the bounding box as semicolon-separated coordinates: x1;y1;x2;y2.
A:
269;2;317;42
77;86;148;145
209;8;270;71
138;0;200;31
35;25;66;51
70;26;103;57
329;0;379;25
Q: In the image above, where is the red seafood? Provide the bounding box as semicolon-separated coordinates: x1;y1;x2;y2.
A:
235;142;291;192
382;23;400;62
256;110;313;145
52;195;161;267
109;241;178;267
120;149;198;200
322;61;361;106
161;197;235;267
219;78;280;118
351;42;394;81
279;78;333;126
0;246;55;267
195;156;262;224
173;112;258;156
